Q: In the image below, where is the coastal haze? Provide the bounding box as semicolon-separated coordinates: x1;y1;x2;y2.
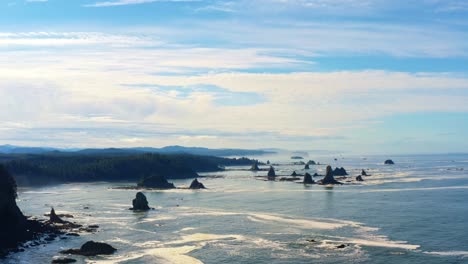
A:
1;0;468;264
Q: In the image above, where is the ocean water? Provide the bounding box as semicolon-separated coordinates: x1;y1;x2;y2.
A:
4;153;468;264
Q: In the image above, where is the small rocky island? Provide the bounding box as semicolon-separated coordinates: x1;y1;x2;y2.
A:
319;166;342;185
130;192;151;211
267;166;276;180
303;173;315;184
189;178;206;189
60;241;116;256
138;175;176;189
385;159;395;165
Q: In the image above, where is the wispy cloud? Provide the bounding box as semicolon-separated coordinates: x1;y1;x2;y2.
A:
85;0;199;7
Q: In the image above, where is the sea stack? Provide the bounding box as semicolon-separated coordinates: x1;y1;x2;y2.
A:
291;171;298;176
361;169;368;176
49;208;65;223
138;175;175;189
320;165;342;185
384;159;395;165
266;160;270;165
131;192;150;211
267;166;276;180
189;179;206;189
250;161;260;171
332;167;348;176
60;241;116;256
307;160;317;165
303;173;315;184
304;164;310;169
356;175;364;181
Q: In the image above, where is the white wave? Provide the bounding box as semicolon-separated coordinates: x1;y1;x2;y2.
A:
424;251;468;257
247;214;346;230
147;246;204;264
323;235;420;250
165;233;244;245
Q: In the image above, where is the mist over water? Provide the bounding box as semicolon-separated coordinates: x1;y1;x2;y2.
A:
5;153;468;264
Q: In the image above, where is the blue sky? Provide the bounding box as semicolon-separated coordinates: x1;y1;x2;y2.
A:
1;0;468;154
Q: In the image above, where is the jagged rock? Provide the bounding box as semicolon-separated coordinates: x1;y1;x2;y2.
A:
384;159;395;165
250;161;260;171
52;258;77;263
319;166;342;185
130;192;150;211
60;241;116;256
189;179;206;189
361;169;368;176
307;160;317;165
291;171;298;176
304;164;310;169
267;166;276;180
49;208;65;224
138;175;175;189
266;160;270;165
356;175;364;181
313;173;319;177
303;173;315;184
332;167;348;176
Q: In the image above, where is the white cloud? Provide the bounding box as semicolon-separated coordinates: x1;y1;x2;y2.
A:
85;0;199;7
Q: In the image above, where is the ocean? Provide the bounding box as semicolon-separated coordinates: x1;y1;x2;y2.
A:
4;153;468;263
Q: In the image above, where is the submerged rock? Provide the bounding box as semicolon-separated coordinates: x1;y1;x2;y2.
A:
60;241;116;256
319;166;342;185
250;161;260;171
384;159;395;165
189;179;206;189
130;192;150;211
291;171;298;176
356;175;364;182
303;173;315;184
361;169;368;176
332;167;348;176
304;164;310;169
138;175;175;189
267;166;276;180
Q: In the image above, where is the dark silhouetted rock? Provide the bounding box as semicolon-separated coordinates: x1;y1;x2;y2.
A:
266;160;270;165
130;192;150;211
307;160;317;165
304;164;310;169
336;244;346;249
138;175;175;189
60;241;116;256
361;169;368;176
291;156;304;160
313;173;319;177
279;177;300;181
384;159;395;165
49;208;65;224
52;258;77;264
319;166;342;185
267;166;276;180
332;167;348;176
189;179;206;189
303;173;315;184
291;171;298;176
356;175;364;181
250;161;260;171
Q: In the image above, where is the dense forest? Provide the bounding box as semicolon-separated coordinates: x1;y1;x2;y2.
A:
0;153;254;186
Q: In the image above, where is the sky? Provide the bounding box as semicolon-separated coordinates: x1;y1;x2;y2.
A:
1;0;468;154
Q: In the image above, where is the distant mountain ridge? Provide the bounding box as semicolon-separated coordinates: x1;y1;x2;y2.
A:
0;145;274;157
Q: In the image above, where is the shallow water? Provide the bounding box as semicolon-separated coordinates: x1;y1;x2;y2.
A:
4;153;468;263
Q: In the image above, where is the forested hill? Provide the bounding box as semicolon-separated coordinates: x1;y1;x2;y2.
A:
0;153;254;186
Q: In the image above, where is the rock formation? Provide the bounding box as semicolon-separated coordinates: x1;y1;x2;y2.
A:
303;173;315;184
266;160;270;165
384;159;395;165
361;169;368;176
332;167;348;176
189;179;206;189
291;171;298;176
49;208;65;223
313;173;319;177
250;161;260;171
60;241;116;256
52;258;77;263
307;160;317;165
267;166;276;180
304;164;310;169
138;175;175;189
356;175;364;181
130;192;150;211
319;166;342;185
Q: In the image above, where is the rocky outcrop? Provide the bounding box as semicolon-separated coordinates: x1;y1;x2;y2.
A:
189;179;206;189
250;161;260;171
332;167;348;176
303;173;315;184
60;241;116;256
52;258;77;263
361;169;368;176
313;173;319;177
356;175;364;181
307;160;317;165
291;171;298;176
319;166;342;185
130;192;150;211
138;175;175;189
266;160;270;165
384;159;395;165
49;208;65;224
304;164;310;169
267;166;276;180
